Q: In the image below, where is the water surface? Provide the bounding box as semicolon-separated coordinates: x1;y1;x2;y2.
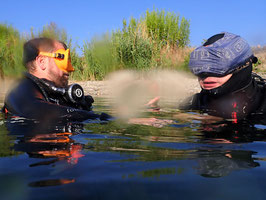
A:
1;97;266;200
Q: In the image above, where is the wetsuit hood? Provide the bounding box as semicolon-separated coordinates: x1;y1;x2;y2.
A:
201;65;253;97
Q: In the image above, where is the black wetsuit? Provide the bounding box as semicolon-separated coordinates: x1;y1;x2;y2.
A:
180;73;266;120
2;73;102;122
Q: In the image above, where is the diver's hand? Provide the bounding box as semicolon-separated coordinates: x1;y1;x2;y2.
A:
145;96;160;110
80;95;94;111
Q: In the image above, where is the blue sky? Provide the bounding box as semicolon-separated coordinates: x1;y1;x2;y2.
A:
1;0;266;52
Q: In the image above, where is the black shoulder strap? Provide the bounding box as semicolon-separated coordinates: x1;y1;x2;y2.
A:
25;73;50;102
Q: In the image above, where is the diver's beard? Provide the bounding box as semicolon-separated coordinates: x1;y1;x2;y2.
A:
58;75;68;87
58;77;68;88
53;76;68;88
48;69;68;88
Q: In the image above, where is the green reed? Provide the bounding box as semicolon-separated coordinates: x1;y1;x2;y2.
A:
81;8;191;80
0;8;191;80
144;9;190;48
0;24;25;77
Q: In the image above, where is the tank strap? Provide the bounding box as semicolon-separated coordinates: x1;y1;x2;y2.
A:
25;73;51;102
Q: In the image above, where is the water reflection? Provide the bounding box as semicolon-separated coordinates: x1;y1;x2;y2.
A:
2;107;266;199
16;131;84;165
28;178;75;187
199;119;266;143
196;149;259;178
82;115;265;178
2;117;86;187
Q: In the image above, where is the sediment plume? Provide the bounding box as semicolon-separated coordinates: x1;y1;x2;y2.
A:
106;70;199;119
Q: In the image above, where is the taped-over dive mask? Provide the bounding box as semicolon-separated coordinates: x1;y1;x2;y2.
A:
189;32;254;76
39;49;74;72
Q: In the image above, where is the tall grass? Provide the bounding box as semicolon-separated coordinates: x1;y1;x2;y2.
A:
0;24;25;78
81;8;191;80
82;34;118;80
113;24;155;70
0;8;192;80
144;9;190;48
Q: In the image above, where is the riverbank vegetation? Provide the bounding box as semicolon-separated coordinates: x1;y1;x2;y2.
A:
0;24;24;78
0;9;264;80
81;9;191;80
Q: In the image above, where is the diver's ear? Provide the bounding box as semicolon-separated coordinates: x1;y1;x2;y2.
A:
35;55;47;71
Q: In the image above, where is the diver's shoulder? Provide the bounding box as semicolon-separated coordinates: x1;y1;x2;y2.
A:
5;75;44;101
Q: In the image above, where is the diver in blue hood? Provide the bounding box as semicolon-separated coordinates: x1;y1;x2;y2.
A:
180;32;265;121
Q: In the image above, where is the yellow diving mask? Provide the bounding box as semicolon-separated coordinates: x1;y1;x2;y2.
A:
39;49;74;72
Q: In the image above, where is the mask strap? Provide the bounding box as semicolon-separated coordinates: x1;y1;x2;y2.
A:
39;52;65;59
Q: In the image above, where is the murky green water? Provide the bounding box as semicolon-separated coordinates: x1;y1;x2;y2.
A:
1;97;266;200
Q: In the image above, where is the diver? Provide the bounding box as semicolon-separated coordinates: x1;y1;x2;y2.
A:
2;37;110;122
180;32;266;121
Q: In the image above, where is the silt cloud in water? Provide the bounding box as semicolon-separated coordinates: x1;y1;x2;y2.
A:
106;70;199;119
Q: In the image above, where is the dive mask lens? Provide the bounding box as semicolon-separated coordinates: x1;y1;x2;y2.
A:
197;72;225;79
54;49;74;73
39;49;74;72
